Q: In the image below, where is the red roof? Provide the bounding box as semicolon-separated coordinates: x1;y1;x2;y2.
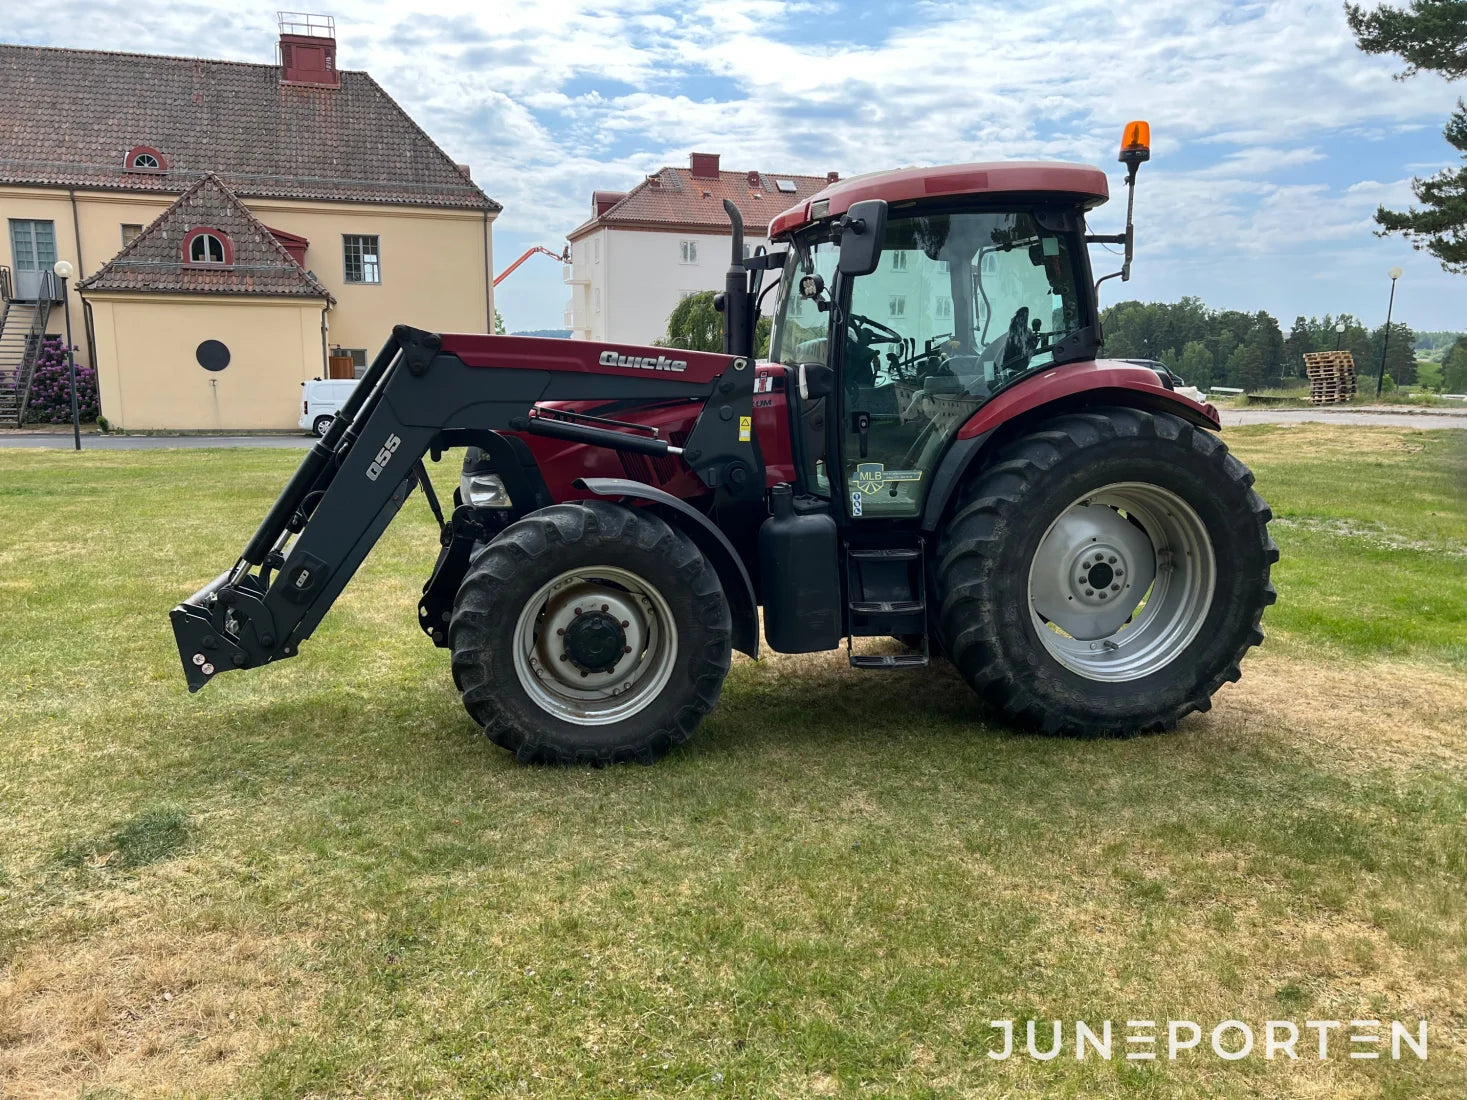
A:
569;165;834;239
78;173;333;299
0;44;497;211
768;162;1111;237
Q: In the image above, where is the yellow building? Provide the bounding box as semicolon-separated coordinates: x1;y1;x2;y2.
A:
0;23;498;430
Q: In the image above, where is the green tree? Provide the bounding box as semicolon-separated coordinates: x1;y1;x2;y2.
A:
1284;315;1314;378
1442;335;1467;391
1347;1;1467;270
493;309;507;335
1370;321;1418;384
1178;341;1215;390
657;291;771;357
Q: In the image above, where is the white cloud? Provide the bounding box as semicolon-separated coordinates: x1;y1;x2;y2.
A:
14;0;1465;328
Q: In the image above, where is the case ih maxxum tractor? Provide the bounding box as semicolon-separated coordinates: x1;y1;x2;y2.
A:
172;123;1278;764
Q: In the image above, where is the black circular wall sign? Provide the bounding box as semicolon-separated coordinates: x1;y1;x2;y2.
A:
196;340;231;371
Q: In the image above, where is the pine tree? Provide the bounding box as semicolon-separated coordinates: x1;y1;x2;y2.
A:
1347;1;1467;271
1442;335;1467;391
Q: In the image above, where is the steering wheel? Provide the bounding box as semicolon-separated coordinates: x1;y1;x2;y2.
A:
848;312;904;345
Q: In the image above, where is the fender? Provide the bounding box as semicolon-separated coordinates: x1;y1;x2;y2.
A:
921;361;1223;531
575;477;759;659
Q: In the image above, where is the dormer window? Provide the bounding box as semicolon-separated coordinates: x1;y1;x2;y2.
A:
125;145;167;173
183;227;233;266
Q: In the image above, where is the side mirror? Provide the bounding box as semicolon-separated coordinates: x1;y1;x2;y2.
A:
836;199;888;276
798;362;834;400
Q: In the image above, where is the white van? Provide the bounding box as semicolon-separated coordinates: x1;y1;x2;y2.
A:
299;378;357;437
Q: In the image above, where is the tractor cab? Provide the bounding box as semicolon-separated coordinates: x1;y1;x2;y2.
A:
763;164;1109;523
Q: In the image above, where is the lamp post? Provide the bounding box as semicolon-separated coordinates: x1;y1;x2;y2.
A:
1334;321;1345;351
51;260;81;451
1375;266;1403;399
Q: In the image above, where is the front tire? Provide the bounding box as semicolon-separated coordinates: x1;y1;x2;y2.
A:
936;407;1277;735
449;501;732;764
312;415;333;438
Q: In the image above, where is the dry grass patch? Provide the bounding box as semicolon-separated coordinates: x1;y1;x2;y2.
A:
0;912;318;1098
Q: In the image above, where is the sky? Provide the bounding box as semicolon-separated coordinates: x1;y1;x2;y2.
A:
16;0;1466;334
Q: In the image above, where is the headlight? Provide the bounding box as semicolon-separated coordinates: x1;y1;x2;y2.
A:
462;472;512;509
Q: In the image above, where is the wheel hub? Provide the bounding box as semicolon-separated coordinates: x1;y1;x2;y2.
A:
563;610;627;673
1026;482;1217;682
1031;501;1156;640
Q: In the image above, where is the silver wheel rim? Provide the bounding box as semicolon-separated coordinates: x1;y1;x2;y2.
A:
512;566;678;725
1027;481;1215;682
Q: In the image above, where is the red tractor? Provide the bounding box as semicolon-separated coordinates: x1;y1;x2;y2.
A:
172;123;1277;764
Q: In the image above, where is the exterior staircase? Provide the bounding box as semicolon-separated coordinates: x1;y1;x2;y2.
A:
0;266;58;428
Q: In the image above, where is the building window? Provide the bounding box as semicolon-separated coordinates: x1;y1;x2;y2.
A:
679;240;697;264
125;145;167;172
343;234;381;284
183;227;232;266
121;223;143;246
889;295;906;317
890;251;907;271
341;348;369;378
936;296;953;319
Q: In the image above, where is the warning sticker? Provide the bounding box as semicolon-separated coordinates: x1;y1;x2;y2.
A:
850;490;863;517
738;415;752;442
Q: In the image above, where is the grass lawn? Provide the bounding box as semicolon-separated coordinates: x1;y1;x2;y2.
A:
1;424;1465;1098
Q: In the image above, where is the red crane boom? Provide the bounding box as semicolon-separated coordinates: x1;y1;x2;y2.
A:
494;245;569;287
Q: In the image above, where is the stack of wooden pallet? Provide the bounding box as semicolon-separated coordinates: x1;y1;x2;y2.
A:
1303;351;1357;405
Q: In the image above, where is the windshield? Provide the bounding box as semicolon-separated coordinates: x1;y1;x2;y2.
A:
770;234;839;368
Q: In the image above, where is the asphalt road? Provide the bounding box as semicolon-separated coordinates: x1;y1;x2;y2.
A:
4;406;1465;449
1219;407;1467;430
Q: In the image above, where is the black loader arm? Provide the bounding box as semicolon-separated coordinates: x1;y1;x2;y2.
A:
170;325;757;692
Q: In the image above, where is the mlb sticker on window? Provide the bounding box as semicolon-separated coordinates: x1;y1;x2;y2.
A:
738;415;751;442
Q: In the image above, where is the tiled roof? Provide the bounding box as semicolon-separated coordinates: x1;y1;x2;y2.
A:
569;166;832;239
0;44;497;211
78;173;334;299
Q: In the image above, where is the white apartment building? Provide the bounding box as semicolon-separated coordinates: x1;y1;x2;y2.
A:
564;153;835;346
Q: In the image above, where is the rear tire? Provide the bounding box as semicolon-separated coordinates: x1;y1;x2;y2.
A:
936;407;1277;735
449;500;732;764
312;415;333;438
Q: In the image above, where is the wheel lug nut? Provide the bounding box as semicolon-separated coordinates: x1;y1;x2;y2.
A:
1116;569;1124;577
623;645;632;653
1085;589;1094;597
1098;592;1107;599
560;653;569;661
621;620;629;628
580;670;588;678
1111;584;1120;592
573;608;582;616
556;627;565;636
601;604;609;612
1108;555;1117;564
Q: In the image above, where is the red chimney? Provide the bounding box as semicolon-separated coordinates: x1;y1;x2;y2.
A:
827;171;840;183
746;170;760;187
593;190;628;217
278;12;339;87
690;152;720;180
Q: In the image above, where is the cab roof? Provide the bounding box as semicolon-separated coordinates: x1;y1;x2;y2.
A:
767;161;1110;238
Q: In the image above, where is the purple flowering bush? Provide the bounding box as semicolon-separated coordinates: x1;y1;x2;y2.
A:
23;337;99;423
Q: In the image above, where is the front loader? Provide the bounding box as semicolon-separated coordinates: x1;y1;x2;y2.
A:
172;122;1278;764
